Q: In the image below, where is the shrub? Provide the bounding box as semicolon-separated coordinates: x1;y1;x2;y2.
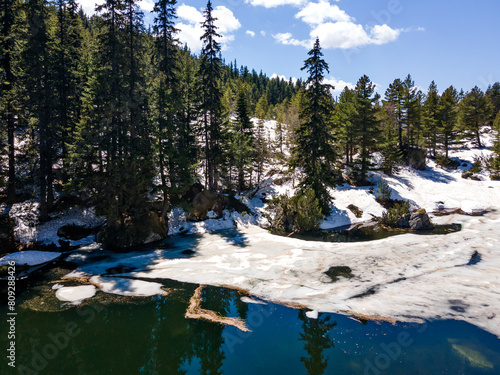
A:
377;201;410;228
376;179;393;203
266;189;323;233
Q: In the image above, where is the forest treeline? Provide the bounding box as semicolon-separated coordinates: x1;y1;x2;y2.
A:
1;0;500;246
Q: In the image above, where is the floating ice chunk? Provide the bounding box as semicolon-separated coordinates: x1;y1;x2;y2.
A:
240;296;267;305
306;310;319;319
55;285;96;303
90;276;167;297
0;251;61;266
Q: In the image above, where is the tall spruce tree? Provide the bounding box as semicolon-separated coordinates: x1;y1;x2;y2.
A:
384;78;405;149
353;75;380;183
230;85;254;192
290;38;335;215
24;0;55;220
458;86;492;147
486;82;500;120
438;86;459;160
54;0;83;183
422;81;440;158
403;75;422;148
153;0;189;221
89;0;155;247
334;87;358;166
1;0;22;202
379;102;402;176
198;0;223;191
254;94;269;186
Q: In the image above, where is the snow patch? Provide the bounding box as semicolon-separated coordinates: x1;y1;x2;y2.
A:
55;285;97;304
0;251;61;266
306;310;319;319
90;276;167;297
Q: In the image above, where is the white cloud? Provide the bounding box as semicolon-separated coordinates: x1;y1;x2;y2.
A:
312;21;372;49
275;20;403;50
273;32;312;48
295;0;351;25
324;77;355;93
370;24;401;45
270;0;412;50
246;30;256;37
260;30;267;36
177;4;204;24
177;4;241;52
245;0;307;8
271;73;298;84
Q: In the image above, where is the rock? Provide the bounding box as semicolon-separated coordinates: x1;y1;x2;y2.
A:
57;224;98;241
347;204;363;218
324;266;354;282
189;191;250;221
404;147;427;171
409;210;434;230
396;213;411;229
191;190;219;221
183;182;205;202
98;212;167;249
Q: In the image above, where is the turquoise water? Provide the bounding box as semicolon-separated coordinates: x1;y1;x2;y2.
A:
2;281;499;375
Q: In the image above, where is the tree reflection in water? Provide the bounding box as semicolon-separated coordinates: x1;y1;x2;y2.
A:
299;311;337;375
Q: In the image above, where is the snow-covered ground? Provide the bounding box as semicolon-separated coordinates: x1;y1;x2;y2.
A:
64;210;500;337
2;203;104;247
4;121;500;338
0;250;61;266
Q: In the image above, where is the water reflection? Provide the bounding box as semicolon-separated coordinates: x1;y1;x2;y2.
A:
2;281;500;375
299;311;337;375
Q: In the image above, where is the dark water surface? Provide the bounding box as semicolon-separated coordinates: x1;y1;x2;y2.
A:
290;223;462;243
2;280;499;375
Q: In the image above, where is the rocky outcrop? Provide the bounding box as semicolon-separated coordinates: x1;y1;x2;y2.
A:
189;190;249;221
397;209;434;230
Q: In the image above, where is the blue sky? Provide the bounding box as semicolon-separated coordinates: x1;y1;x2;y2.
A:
79;0;500;95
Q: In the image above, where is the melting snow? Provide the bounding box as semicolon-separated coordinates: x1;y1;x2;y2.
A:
55;285;97;304
0;251;61;266
90;276;167;297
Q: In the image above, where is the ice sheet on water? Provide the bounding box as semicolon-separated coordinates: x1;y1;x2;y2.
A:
0;250;61;266
90;276;167;297
55;285;97;303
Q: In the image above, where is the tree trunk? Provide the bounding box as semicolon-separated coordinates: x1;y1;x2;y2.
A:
6;103;16;202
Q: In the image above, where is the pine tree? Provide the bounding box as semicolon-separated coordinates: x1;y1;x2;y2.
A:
334;87;358;166
290;38;335;215
486;82;500;120
24;0;55;220
458;86;492;147
422;81;440;158
230;85;255;192
384;78;405;148
404;75;423;148
198;0;223;191
254;94;269;186
0;0;22;202
353;75;380;184
379;102;402;176
438;86;459;160
489;112;500;177
152;0;188;221
86;0;155;247
54;0;83;183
